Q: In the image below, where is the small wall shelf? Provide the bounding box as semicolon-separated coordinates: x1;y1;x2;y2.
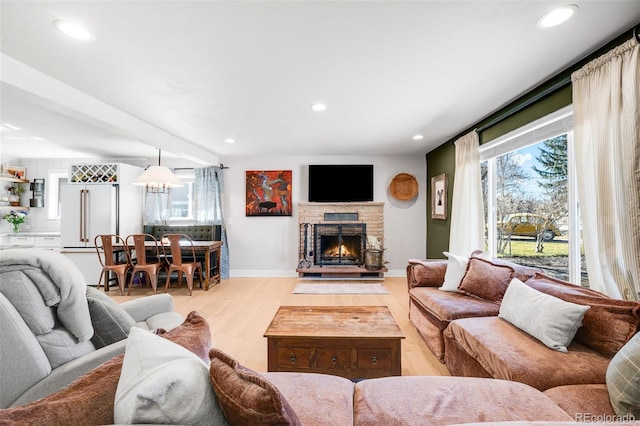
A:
0;206;29;212
0;176;29;184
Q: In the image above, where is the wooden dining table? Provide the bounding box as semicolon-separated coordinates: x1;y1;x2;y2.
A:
109;240;223;292
176;240;223;291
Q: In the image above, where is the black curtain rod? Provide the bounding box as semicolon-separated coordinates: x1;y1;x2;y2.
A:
174;164;229;171
449;24;638;146
474;77;571;135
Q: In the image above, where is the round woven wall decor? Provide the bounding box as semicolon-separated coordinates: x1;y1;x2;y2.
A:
389;173;418;201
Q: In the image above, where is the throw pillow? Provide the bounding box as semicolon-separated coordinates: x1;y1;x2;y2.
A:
440;252;470;292
209;348;302;425
114;328;226;425
86;286;136;348
606;331;640;418
458;257;515;303
499;278;590;353
0;310;210;426
440;251;491;292
526;272;640;356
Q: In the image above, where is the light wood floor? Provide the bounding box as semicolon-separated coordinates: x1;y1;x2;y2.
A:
109;277;450;377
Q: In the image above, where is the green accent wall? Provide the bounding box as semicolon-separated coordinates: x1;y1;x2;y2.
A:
426;142;455;259
426;88;571;258
480;86;572;144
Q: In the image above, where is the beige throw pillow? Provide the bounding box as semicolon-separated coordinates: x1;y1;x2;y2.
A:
606;331;640;418
499;278;589;353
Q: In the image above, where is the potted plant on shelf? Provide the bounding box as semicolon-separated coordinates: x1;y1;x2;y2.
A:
7;185;26;206
3;210;29;233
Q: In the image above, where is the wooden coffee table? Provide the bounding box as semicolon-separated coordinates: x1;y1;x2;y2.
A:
264;306;404;380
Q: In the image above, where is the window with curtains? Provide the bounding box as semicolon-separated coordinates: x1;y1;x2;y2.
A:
480;106;588;286
168;169;195;221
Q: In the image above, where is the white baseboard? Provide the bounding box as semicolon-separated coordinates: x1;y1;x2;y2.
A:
229;270;298;277
228;269;406;278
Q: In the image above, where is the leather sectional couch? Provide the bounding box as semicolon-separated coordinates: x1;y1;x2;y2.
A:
407;254;640;419
2;249;638;424
4;310;638;425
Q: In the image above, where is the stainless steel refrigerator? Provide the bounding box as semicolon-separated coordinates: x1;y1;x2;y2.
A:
60;163;143;284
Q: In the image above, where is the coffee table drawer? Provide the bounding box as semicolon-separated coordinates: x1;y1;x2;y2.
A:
357;348;392;370
317;348;351;369
277;347;311;369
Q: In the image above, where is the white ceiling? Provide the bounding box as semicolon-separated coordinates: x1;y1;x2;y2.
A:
1;1;639;165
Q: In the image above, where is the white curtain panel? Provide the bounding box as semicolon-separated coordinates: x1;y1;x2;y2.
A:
449;131;485;256
572;38;640;300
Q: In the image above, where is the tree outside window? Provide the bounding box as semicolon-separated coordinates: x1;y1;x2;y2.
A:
483;134;587;284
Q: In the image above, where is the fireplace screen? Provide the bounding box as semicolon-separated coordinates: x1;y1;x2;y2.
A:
314;223;366;266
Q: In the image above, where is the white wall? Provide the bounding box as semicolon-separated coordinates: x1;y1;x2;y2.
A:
220;154;426;277
4;154;427;277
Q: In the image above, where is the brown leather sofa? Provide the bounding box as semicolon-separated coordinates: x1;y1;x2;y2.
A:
407;257;640;392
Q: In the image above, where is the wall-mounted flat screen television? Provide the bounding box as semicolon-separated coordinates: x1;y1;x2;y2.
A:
308;164;374;202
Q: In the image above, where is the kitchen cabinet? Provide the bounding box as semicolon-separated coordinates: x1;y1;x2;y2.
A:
9;235;35;246
36;236;61;251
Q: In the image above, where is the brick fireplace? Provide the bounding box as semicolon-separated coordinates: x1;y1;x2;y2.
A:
297;202;384;278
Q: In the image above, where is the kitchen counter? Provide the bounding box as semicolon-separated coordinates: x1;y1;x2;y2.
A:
0;232;61;237
0;233;62;252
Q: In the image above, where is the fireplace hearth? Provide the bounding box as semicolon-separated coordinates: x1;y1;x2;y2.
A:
314;223;366;266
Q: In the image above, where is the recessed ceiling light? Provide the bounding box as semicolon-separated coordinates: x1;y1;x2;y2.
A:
537;5;578;28
3;123;21;131
53;20;95;41
224;138;236;144
412;134;424;141
310;103;327;112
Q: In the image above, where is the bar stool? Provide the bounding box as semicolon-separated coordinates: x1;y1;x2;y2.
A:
161;233;203;296
125;233;167;295
94;234;132;295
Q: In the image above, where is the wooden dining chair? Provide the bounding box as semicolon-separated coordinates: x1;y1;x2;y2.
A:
94;234;132;295
125;233;167;295
161;233;203;296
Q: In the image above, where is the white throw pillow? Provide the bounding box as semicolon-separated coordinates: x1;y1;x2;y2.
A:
439;252;469;292
114;328;227;425
499;278;590;353
440;251;490;292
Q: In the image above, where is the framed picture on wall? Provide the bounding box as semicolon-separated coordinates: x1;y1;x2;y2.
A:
431;173;447;220
245;170;292;216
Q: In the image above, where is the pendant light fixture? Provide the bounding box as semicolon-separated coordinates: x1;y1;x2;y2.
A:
133;149;183;193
